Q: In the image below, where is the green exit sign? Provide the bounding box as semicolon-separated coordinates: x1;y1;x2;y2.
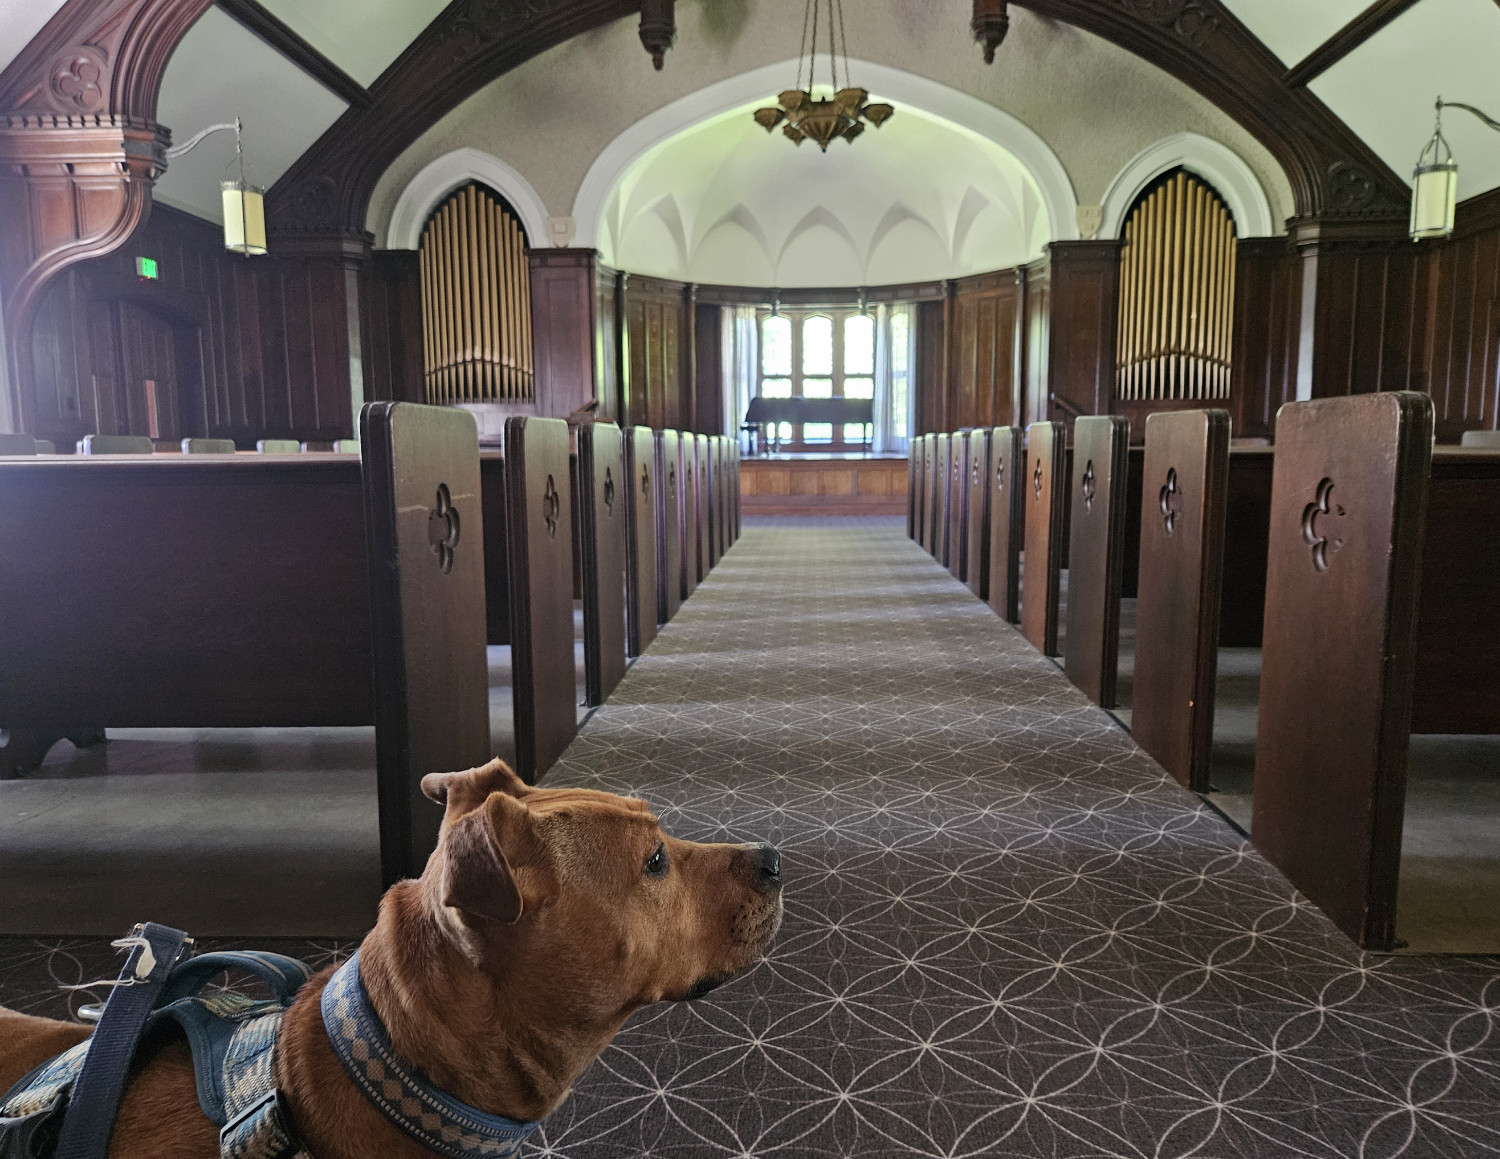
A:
135;256;159;280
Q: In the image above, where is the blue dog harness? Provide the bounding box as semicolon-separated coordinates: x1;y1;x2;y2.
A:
0;932;540;1159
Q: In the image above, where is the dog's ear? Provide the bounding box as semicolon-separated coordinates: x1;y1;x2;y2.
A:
422;758;530;825
440;791;534;926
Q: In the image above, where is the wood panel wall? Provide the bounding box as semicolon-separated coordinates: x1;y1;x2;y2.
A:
361;249;425;405
621;274;691;432
948;269;1022;430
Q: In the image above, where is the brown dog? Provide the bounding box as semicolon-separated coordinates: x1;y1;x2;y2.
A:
0;759;783;1157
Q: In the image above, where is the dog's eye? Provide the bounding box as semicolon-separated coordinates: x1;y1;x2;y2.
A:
644;842;668;878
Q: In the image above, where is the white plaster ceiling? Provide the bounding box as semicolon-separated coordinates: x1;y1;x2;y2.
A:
0;0;69;78
601;99;1050;287
154;7;349;222
1310;0;1500;204
1219;0;1370;68
257;0;449;87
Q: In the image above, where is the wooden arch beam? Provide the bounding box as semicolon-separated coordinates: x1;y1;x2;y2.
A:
267;0;1408;245
0;0;214;431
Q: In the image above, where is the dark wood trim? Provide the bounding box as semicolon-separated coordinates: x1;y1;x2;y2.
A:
694;280;950;307
215;0;373;109
1284;0;1424;88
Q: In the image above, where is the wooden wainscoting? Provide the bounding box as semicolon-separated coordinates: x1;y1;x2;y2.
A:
740;454;908;516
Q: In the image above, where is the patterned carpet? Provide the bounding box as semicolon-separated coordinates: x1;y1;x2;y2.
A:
5;516;1499;1157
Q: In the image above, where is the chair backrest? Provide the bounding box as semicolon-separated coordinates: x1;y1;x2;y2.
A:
79;435;153;455
331;439;361;454
34;439;55;454
1459;429;1500;449
181;438;237;454
0;433;38;455
256;439;302;454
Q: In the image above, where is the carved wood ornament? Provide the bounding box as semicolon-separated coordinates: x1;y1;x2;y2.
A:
0;0;214;429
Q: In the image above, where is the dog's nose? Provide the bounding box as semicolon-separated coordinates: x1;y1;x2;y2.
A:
754;842;781;885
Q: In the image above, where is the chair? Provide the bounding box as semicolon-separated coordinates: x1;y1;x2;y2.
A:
181;438;237;454
1459;429;1500;448
0;434;39;455
35;440;55;454
256;439;302;453
78;435;153;455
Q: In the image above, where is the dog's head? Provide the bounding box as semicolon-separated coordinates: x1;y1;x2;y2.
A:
417;759;783;1017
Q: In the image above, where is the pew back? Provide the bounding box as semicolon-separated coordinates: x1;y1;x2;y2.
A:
625;426;659;656
1063;415;1131;707
965;429;991;601
1020;422;1066;655
933;434;951;564
948;431;969;582
578;422;628;707
1130;409;1230;790
987;426;1023;623
656;430;683;623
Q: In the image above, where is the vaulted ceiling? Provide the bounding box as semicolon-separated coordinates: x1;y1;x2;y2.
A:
4;0;1499;234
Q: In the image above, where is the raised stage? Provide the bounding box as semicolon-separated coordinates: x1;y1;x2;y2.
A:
738;452;907;516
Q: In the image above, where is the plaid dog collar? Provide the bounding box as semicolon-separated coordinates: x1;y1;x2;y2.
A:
320;951;539;1159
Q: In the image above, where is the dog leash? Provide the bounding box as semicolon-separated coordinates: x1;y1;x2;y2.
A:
53;922;194;1159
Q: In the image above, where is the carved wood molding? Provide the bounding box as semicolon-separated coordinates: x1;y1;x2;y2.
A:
0;0;214;430
266;0;640;238
1011;0;1408;221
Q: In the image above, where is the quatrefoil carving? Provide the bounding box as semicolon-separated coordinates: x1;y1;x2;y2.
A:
1301;477;1344;573
640;466;650;502
972;460;981;486
427;483;460;574
995;461;1005;493
1032;460;1043;499
603;466;615;517
1160;468;1183;536
51;53;104;111
667;463;677;498
1081;460;1096;513
543;474;561;540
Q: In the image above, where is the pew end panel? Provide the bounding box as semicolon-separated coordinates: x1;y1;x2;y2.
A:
1064;416;1132;708
920;434;938;555
948;431;970;583
679;435;700;600
625;427;660;656
480;454;512;647
1252;392;1433;951
1131;409;1231;791
986;426;1023;624
1021;422;1066;656
579;423;628;708
656;430;683;624
1221;449;1274;646
504;416;579;784
360;403;492;885
697;434;714;577
965;429;992;602
908;437;922;540
933;434;951;564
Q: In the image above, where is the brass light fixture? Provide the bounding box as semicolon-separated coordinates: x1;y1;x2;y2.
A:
1411;97;1500;241
165;117;266;256
753;0;892;152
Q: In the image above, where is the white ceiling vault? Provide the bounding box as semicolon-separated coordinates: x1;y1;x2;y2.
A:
2;0;1498;240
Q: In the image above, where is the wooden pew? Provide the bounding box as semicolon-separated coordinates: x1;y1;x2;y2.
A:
701;434;718;572
964;429;991;601
987;426;1024;623
500;416;579;782
947;430;970;583
908;435;923;541
714;436;728;561
731;438;741;543
656;430;684;623
578;422;628;707
1130;409;1231;791
680;434;701;598
933;433;951;565
1020;421;1066;655
625;426;659;657
0;403;489;885
1062;416;1131;707
1251;392;1500;949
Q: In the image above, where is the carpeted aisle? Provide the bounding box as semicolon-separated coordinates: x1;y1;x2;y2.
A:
536;515;1500;1159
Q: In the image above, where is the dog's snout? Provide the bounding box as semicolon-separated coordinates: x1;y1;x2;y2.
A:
753;842;781;886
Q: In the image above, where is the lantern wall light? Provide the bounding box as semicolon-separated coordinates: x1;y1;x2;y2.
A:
1411;97;1500;242
164;117;267;256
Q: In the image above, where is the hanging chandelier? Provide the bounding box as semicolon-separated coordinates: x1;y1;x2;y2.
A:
753;0;892;152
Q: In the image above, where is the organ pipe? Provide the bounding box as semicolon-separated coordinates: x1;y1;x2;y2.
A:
420;182;535;404
1115;169;1236;402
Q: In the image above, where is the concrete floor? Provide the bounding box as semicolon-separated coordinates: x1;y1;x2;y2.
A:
0;630;590;938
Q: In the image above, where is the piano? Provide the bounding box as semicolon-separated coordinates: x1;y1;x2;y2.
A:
742;396;875;454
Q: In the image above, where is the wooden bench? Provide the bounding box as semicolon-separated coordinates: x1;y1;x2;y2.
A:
964;429;991;602
947;430;971;583
0;403;489;886
1062;416;1131;707
578;422;628;707
1251;393;1500;949
908;435;924;542
625;426;659;657
656;430;684;623
1020;421;1066;655
987;426;1024;623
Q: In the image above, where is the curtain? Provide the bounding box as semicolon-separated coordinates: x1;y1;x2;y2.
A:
722;305;758;444
874;303;914;454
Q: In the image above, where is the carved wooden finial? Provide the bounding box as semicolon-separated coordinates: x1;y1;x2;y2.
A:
972;0;1009;64
639;0;675;70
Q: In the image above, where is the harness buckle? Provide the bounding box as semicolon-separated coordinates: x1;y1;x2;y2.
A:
220;1088;280;1139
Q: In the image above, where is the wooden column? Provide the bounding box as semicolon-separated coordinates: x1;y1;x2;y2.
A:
529;248;601;420
1045;240;1122;426
0;0;214;434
